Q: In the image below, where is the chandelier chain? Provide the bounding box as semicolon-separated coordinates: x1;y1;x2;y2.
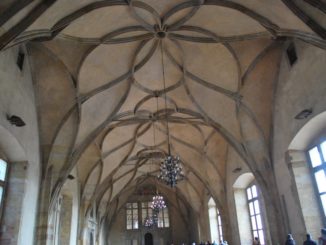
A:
160;40;171;155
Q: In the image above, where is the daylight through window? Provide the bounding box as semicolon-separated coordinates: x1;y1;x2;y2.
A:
308;140;326;217
126;202;139;230
247;185;265;245
208;197;223;243
0;159;8;218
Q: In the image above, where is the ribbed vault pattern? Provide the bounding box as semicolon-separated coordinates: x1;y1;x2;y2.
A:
9;0;325;227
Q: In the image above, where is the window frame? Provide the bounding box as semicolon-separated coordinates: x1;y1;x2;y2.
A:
0;158;9;222
141;201;153;226
208;197;223;242
156;205;169;228
246;183;265;245
141;200;170;228
306;138;326;226
126;202;139;230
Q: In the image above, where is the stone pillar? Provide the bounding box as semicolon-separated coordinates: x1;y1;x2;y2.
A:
35;169;53;245
197;202;210;242
60;195;73;245
0;161;27;245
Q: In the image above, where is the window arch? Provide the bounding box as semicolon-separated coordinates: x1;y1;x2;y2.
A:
233;173;271;245
288;112;326;236
208;197;223;243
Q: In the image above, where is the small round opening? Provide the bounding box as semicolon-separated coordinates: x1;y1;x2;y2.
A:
157;31;166;38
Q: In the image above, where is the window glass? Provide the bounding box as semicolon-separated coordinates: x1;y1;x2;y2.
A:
126;202;138;230
256;215;263;229
259;230;265;243
307;140;326;219
254;200;260;214
315;170;326;193
247;188;252;200
251;217;257;229
247;184;265;245
208;197;223;242
0;187;2;205
0;159;7;181
309;147;322;167
141;201;169;228
251;185;257;198
249;202;254;215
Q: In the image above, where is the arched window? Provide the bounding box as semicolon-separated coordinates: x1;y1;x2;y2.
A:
0;159;8;220
208;197;223;243
307;140;326;222
246;184;265;245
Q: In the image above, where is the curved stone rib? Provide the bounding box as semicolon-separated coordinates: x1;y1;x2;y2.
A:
100;123;150;167
204;0;279;33
281;0;326;39
163;40;240;100
128;0;160;32
80;38;156;102
81;159;103;202
133;94;179;115
163;0;204;31
86;123;149;205
49;76;132;210
4;0;326;52
241;41;281;85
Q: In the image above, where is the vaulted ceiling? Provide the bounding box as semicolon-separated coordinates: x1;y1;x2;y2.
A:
1;0;325;222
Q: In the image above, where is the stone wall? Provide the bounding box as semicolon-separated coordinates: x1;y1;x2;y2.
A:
0;162;27;245
60;195;73;245
0;45;40;245
273;40;326;242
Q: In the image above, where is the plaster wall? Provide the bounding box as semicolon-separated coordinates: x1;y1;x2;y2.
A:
0;45;40;245
273;40;326;242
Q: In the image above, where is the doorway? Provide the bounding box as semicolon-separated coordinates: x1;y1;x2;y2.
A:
145;233;153;245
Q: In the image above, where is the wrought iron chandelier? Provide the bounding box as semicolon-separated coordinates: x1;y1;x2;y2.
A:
157;40;185;188
158;155;184;187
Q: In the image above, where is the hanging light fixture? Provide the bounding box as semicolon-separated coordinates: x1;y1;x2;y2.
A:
158;155;184;187
150;194;166;212
157;39;184;188
144;215;154;228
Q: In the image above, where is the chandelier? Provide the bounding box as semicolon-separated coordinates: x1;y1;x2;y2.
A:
144;216;154;227
150;195;166;212
158;155;184;188
156;39;185;188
